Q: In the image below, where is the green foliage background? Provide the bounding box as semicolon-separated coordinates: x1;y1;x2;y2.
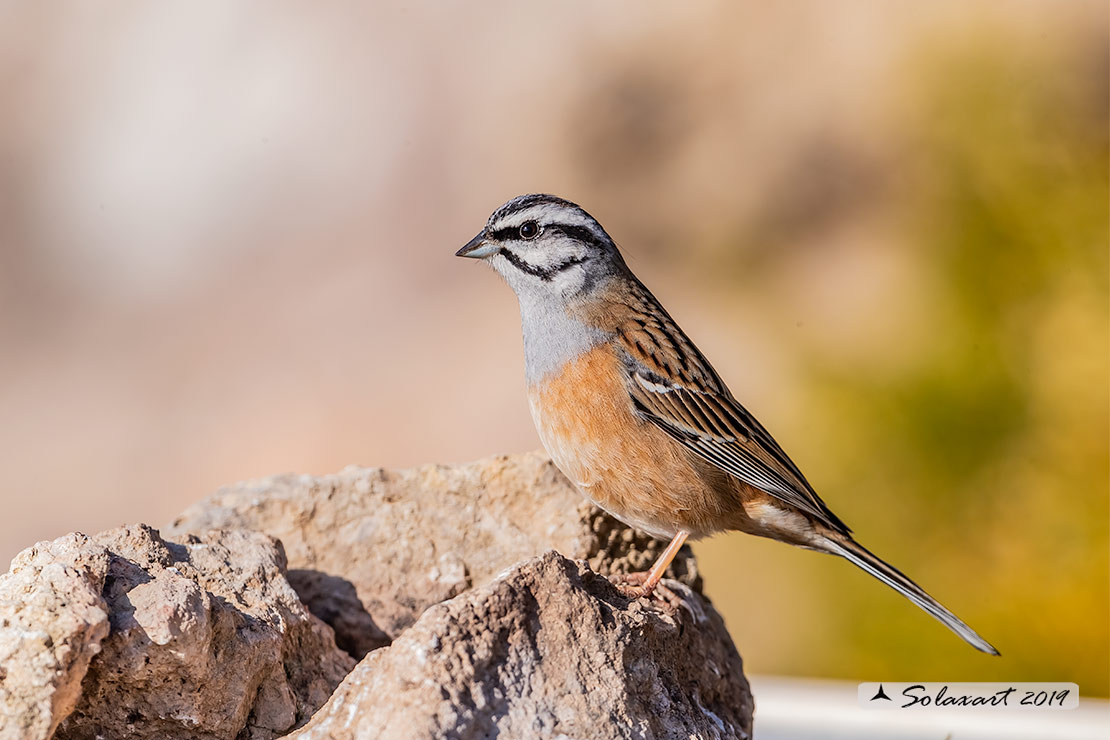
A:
694;30;1108;693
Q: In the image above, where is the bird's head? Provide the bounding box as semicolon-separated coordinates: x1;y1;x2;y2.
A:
456;194;626;301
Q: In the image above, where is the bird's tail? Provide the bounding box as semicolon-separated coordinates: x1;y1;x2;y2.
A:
821;533;1000;655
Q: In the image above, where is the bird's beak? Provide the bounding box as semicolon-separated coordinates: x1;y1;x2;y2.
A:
456;231;499;259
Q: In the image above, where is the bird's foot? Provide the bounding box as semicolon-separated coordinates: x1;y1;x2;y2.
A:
608;571;684;610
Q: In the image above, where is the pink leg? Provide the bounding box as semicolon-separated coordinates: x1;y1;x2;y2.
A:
611;530;689;599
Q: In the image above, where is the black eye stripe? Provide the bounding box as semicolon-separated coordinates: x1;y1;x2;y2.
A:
545;224;607;250
489;226;521;242
488;222;605;248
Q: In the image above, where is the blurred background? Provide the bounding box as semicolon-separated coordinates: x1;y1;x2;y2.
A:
1;1;1106;697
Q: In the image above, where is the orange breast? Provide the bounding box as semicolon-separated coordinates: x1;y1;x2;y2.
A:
526;345;736;539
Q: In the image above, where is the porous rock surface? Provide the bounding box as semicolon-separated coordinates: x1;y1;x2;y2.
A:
168;452;700;659
289;551;752;740
0;533;110;740
1;453;752;739
0;524;353;740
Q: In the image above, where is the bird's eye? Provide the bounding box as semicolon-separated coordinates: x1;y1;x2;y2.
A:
518;221;540;240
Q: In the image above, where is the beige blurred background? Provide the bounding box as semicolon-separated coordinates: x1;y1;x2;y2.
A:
2;2;1106;693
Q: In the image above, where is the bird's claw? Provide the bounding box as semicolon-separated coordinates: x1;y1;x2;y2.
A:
608;571;685;610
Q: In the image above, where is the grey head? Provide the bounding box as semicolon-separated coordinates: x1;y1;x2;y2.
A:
455;194;629;301
456;194;627;381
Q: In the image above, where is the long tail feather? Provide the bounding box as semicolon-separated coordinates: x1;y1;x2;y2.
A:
822;534;1000;655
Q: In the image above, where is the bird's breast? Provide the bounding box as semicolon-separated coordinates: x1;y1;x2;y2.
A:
526;344;730;539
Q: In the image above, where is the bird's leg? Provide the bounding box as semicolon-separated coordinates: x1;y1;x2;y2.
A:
610;530;689;602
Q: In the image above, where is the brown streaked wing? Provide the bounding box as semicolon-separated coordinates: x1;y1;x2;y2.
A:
592;275;850;533
627;376;850;534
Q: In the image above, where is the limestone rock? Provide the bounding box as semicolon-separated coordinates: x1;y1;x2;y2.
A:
2;454;749;739
1;525;354;740
0;534;111;740
168;452;700;658
288;552;753;740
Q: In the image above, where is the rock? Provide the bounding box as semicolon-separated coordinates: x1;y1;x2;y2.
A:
0;525;354;740
0;534;110;740
2;455;749;739
167;452;700;659
288;552;753;740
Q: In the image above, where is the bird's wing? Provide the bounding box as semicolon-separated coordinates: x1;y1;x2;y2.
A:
626;370;849;533
607;279;849;534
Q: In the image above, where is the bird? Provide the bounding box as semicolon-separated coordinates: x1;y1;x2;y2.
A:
455;193;999;655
